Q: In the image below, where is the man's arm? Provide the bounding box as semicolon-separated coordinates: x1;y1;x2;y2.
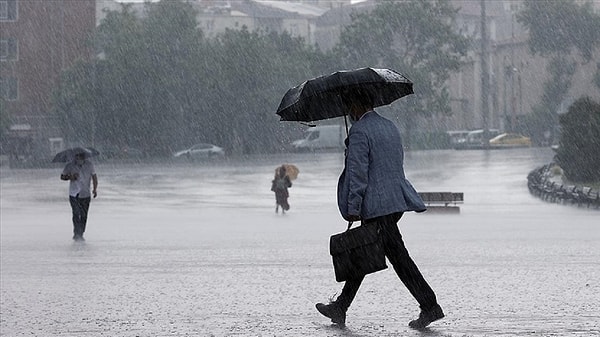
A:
345;130;369;220
92;174;98;198
61;163;78;181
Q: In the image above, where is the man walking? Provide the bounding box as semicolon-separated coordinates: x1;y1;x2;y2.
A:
315;90;444;329
61;151;97;241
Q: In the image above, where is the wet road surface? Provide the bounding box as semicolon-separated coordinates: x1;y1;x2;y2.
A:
1;148;598;336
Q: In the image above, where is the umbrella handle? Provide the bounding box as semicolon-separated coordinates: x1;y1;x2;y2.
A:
343;114;349;136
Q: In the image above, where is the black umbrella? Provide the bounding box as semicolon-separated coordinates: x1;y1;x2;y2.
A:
276;67;413;123
52;147;100;163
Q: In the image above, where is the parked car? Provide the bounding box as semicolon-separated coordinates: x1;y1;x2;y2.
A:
173;143;225;159
489;133;532;148
291;125;344;151
446;130;470;147
454;129;500;149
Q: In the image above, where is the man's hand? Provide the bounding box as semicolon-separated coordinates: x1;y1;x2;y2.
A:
345;214;361;222
61;173;78;181
93;190;97;198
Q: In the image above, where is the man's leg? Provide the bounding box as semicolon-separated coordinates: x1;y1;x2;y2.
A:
378;213;444;328
335;276;363;311
69;196;84;238
316;276;363;324
79;197;91;235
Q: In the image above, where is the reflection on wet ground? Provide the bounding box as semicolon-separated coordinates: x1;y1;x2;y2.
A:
1;148;598;336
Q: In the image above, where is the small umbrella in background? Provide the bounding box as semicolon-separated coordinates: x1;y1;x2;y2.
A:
275;164;299;180
276;67;413;123
52;147;100;163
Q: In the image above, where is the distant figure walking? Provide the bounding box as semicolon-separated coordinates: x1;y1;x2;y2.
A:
61;151;98;241
271;165;292;213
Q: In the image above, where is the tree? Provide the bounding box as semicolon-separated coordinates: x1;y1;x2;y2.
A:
555;97;600;182
206;27;320;154
518;0;600;62
53;61;97;145
54;4;147;149
521;57;576;145
332;0;469;119
517;0;600;144
55;1;207;155
53;0;325;156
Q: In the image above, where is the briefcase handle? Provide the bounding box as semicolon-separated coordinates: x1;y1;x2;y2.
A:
346;221;354;231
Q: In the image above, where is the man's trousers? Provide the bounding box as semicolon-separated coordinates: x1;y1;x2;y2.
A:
335;212;439;312
69;196;91;237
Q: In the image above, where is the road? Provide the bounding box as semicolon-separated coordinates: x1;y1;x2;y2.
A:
1;148;598;336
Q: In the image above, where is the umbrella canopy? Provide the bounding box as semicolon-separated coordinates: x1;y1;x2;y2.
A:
277;164;299;180
52;147;100;163
276;67;413;123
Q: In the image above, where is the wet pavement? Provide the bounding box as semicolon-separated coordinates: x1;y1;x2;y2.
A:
1;148;599;336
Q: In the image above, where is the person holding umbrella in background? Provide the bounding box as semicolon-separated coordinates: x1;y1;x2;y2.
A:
58;148;98;241
271;164;298;214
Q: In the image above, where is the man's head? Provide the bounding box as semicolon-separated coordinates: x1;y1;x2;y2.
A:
277;165;287;178
74;152;86;165
343;89;373;122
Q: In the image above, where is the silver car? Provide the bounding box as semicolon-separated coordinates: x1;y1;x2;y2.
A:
173;143;225;159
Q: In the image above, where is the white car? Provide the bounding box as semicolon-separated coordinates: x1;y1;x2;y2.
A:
173;143;225;159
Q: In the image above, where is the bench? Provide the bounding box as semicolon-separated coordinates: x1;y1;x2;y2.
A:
571;186;598;208
418;192;464;213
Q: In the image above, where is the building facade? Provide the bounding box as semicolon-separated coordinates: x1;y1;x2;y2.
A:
1;0;96;165
445;0;600;136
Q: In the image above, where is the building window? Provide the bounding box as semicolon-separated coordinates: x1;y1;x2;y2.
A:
0;77;18;100
0;40;7;59
0;37;18;61
0;2;7;19
288;23;300;36
0;0;17;21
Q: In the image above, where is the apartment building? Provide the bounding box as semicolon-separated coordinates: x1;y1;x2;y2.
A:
1;0;96;164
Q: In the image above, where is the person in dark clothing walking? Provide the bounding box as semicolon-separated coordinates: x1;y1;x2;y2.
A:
315;90;444;329
271;165;292;214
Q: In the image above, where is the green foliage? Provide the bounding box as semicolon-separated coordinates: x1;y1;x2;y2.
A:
525;57;576;144
518;0;600;61
53;0;323;155
517;0;600;145
52;0;470;155
53;61;97;144
332;0;469;117
206;28;318;154
555;97;600;182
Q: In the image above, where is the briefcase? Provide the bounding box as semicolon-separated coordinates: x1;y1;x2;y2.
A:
329;222;387;282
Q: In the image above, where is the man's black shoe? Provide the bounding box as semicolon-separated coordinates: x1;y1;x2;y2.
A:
408;304;444;329
315;302;346;325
